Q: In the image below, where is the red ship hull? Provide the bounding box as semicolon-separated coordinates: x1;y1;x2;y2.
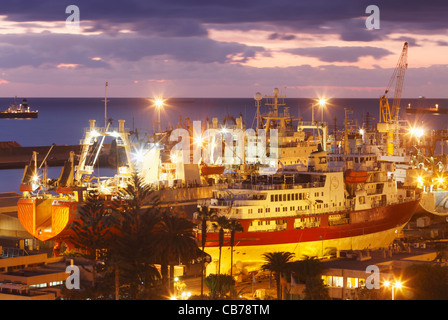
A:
200;199;418;247
197;198;420;274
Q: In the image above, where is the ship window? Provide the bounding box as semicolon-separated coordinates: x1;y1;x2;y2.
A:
283;207;287;212
359;196;365;204
295;193;298;200
266;208;270;213
283;194;287;201
288;194;291;201
248;209;253;214
275;195;279;202
299;193;303;200
275;207;280;212
258;208;263;213
271;195;274;202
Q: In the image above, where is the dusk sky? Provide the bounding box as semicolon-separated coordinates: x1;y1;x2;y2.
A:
0;0;447;98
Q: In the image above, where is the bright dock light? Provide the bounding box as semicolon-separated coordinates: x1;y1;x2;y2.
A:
410;127;424;138
152;97;165;133
154;98;164;109
383;280;403;300
318;98;327;107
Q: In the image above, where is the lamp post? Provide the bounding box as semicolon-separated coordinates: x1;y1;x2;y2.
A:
318;98;327;124
384;280;402;300
153;98;164;133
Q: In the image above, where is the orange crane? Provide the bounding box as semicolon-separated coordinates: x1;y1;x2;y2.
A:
377;42;408;156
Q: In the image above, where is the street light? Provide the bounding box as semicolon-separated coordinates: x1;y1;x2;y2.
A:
318;98;327;123
383;280;402;300
410;126;424;139
153;98;164;133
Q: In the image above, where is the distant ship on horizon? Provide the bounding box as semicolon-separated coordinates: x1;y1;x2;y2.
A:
0;98;38;119
405;99;447;115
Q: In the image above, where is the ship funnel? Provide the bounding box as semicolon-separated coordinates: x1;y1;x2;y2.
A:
119;120;125;133
236;117;243;129
89;120;96;130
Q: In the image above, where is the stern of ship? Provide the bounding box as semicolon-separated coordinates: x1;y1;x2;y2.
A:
17;197;77;242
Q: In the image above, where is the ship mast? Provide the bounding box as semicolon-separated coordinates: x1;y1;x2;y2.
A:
254;92;262;135
104;82;109;129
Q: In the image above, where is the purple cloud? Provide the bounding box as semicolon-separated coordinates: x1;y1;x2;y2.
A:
285;46;393;63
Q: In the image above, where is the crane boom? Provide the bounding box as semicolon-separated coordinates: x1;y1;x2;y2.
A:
380;42;408;124
377;42;408;156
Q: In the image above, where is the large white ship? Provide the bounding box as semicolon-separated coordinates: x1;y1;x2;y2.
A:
196;149;421;275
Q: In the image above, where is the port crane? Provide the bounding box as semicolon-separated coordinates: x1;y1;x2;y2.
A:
377;42;408;156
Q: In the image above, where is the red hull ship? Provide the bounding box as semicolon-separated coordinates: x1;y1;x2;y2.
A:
196;151;421;274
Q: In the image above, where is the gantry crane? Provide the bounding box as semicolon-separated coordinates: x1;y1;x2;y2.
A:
377;42;408;156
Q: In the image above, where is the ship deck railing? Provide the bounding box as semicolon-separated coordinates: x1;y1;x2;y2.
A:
199;196;414;217
230;181;326;191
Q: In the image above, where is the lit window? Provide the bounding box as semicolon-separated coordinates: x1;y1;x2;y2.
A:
347;277;359;288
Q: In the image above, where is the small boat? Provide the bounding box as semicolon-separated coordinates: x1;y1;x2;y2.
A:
200;162;225;176
0;98;38;119
344;169;368;184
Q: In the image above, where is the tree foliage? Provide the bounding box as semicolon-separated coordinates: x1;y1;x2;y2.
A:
204;274;235;299
67;173;200;300
402;263;448;300
261;251;295;300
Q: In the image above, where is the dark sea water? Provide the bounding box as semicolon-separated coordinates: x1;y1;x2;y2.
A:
0;96;447;192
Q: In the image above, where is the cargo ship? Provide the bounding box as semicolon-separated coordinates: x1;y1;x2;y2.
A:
16;118;221;253
406;103;447;114
196;149;421;275
0;98;38;119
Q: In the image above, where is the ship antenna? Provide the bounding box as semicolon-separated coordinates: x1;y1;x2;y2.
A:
104;82;109;129
254;92;262;135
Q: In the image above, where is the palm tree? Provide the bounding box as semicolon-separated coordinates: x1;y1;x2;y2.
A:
212;216;229;277
68;191;115;288
110;203;161;299
155;210;199;295
109;173;162;299
212;215;229;296
195;205;215;298
227;219;244;280
261;251;295;300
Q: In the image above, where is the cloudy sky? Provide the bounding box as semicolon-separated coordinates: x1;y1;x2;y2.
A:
0;0;447;98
